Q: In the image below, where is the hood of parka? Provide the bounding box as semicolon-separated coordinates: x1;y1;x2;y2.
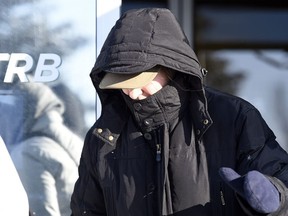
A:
90;8;206;106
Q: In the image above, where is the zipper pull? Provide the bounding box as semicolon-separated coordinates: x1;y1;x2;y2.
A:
220;190;225;206
156;144;161;162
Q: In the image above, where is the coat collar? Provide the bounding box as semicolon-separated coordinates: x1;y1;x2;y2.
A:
95;85;212;145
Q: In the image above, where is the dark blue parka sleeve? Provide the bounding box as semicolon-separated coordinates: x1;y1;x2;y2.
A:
236;108;288;184
204;87;288;215
235;108;288;215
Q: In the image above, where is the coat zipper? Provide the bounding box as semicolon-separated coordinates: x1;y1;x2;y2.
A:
156;144;161;162
155;130;163;216
220;183;226;216
220;190;226;206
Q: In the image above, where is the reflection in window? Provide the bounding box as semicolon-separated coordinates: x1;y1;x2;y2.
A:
200;50;288;150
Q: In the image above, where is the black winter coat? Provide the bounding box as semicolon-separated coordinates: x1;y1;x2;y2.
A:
71;8;288;216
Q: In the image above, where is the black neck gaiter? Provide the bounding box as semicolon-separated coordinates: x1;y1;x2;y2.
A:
121;76;188;133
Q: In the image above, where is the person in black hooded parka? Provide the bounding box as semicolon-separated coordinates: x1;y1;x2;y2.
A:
71;8;288;216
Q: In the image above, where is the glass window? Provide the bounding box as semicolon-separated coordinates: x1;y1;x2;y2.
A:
0;0;96;138
0;1;96;215
195;5;288;150
195;5;288;49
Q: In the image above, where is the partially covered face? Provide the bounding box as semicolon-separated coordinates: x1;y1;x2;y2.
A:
122;68;170;100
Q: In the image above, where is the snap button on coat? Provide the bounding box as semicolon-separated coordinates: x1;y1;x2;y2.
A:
133;103;142;111
203;119;209;125
144;133;152;140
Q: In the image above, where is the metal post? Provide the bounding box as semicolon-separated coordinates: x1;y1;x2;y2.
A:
168;0;195;48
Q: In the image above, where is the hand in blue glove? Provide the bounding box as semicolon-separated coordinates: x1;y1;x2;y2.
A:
219;167;280;214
